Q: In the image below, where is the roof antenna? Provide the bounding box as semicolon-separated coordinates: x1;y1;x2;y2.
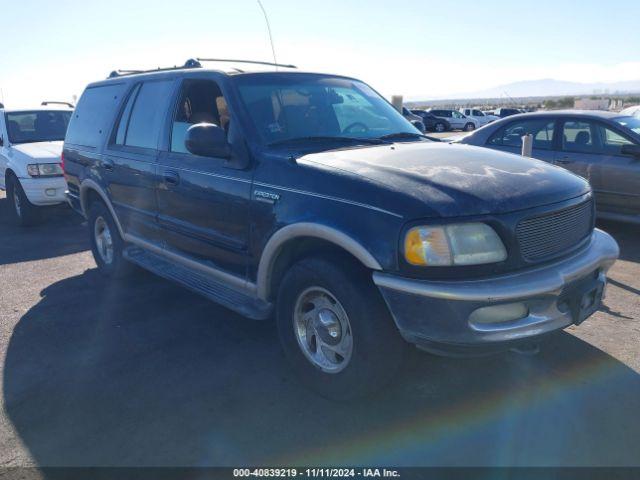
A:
257;0;278;71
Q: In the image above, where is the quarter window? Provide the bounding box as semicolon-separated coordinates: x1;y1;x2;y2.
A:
66;84;127;148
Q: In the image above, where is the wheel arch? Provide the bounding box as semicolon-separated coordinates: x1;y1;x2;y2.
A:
4;167;17;183
257;223;382;301
79;180;125;237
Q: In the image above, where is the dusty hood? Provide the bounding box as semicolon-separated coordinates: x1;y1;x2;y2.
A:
300;142;590;217
12;141;63;161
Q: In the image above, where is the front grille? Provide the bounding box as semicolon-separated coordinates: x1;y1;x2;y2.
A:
516;199;593;262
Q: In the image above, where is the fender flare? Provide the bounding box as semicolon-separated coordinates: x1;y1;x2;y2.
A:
79;179;125;238
256;223;382;300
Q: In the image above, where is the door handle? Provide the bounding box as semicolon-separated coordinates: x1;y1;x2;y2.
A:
103;159;114;171
163;170;180;186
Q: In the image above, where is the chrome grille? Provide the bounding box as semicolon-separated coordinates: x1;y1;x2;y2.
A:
517;200;593;261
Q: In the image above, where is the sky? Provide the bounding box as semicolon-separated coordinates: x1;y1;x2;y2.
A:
1;0;640;107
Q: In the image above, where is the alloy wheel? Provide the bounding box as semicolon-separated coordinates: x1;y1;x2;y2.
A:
94;216;114;265
293;287;353;373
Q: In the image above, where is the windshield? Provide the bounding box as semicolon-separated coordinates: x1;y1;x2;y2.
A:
234;74;419;145
614;116;640;136
5;110;72;144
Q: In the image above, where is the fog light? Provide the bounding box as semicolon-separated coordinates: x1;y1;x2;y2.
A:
45;188;56;197
469;303;529;325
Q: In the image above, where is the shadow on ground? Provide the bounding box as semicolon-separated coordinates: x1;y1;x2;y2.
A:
597;219;640;264
0;196;87;265
4;268;640;467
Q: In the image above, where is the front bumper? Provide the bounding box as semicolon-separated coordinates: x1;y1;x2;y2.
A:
373;229;619;354
20;176;67;206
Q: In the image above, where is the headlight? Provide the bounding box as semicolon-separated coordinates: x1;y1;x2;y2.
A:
404;223;507;266
27;163;64;177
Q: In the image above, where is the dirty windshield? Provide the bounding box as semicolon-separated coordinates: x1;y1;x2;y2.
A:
235;75;419;145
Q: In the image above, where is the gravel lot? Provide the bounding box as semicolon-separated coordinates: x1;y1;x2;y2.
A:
0;190;638;467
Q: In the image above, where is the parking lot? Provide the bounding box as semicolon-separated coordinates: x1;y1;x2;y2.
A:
0;190;639;467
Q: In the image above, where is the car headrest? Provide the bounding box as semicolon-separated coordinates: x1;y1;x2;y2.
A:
575;131;590;145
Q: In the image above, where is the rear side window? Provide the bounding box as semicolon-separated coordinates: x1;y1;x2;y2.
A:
66;84;127;148
488;119;555;150
114;80;173;150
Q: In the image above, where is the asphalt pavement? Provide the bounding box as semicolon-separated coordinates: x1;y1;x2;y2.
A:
0;191;639;468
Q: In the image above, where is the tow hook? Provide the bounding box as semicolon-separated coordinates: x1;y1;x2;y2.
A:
510;342;540;356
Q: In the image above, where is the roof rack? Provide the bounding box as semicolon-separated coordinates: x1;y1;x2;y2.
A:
107;60;201;78
107;58;296;78
194;58;297;69
41;101;75;108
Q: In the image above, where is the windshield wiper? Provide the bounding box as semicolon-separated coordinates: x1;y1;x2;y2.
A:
378;131;431;141
268;136;389;147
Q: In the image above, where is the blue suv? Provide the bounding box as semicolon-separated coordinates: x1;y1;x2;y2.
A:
63;59;619;398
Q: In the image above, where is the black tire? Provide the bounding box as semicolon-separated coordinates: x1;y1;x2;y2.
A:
6;175;40;226
276;254;406;400
464;122;475;132
87;200;133;277
435;122;446;133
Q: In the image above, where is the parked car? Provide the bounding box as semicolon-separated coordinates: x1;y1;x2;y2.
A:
63;60;618;399
401;106;425;133
493;107;522;118
459;108;499;126
428;109;478;131
411;109;450;132
0;103;73;225
620;105;640;118
457;110;640;223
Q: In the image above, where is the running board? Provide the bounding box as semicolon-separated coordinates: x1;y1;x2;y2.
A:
124;246;273;320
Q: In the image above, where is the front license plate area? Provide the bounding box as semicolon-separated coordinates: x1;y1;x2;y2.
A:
561;272;605;325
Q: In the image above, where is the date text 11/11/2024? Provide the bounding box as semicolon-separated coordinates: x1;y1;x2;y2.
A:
232;468;401;478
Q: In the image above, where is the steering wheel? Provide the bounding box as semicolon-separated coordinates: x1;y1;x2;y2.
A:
342;122;370;134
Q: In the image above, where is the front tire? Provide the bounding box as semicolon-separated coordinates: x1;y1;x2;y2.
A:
276;255;406;400
6;175;40;226
87;200;133;277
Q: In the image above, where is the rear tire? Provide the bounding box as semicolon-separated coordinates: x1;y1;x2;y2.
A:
464;122;475;131
434;122;446;133
276;255;406;400
87;200;134;278
6;175;40;226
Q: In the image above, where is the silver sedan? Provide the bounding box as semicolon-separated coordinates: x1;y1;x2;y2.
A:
456;110;640;223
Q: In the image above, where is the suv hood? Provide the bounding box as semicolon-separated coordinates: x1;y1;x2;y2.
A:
300;142;590;217
11;141;63;161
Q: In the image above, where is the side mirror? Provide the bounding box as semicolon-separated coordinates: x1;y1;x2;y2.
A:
411;120;426;133
621;144;640;159
185;123;231;159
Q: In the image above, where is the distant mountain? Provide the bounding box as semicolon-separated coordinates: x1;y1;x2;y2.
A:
409;79;640;102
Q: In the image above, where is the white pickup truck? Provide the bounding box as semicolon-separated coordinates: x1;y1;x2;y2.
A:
459;108;500;126
0;104;72;225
